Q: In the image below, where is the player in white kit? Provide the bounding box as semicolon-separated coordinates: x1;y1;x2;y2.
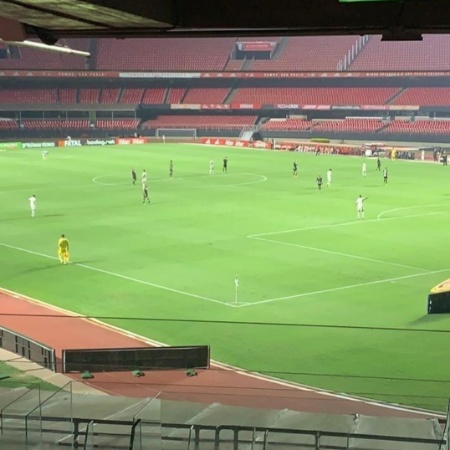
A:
326;169;332;187
362;162;367;177
141;170;148;186
355;195;368;220
29;195;36;218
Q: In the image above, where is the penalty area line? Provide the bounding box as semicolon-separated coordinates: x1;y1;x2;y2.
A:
0;242;232;308
237;267;450;308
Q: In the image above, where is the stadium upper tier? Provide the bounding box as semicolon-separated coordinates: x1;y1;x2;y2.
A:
2;36;450;71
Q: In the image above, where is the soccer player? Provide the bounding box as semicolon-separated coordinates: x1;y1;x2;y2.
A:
41;150;48;160
383;167;388;184
169;160;173;178
355;195;368;220
58;234;70;265
143;183;150;204
209;159;214;175
376;157;381;171
293;161;298;177
223;157;228;173
316;175;323;190
28;194;36;218
362;162;367;177
142;170;148;186
131;168;137;185
326;169;332;187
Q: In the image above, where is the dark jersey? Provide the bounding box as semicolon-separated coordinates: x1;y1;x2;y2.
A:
293;163;298;171
317;176;323;185
223;158;228;167
132;170;137;180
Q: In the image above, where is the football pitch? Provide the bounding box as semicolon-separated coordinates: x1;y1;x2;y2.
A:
1;142;450;411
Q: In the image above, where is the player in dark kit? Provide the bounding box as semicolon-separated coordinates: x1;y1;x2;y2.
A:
293;161;298;177
143;184;150;204
383;167;388;184
317;175;323;190
223;157;228;173
376;157;381;171
169;160;173;177
131;168;137;185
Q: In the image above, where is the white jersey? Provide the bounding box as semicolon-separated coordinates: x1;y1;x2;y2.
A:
142;172;148;183
210;160;214;169
355;197;365;211
362;163;367;172
29;196;36;209
327;170;332;181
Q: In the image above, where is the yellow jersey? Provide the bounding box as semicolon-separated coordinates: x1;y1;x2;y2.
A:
58;237;69;251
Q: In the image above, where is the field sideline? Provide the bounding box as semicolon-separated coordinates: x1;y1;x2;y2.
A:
1;143;450;411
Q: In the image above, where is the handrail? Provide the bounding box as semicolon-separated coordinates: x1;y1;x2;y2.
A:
0;384;40;435
24;381;72;441
0;414;445;448
128;418;141;450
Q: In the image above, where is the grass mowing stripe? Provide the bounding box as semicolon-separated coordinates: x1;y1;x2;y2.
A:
250;236;430;272
237;267;450;308
0;242;232;308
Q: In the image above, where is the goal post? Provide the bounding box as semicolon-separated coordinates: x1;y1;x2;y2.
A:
156;128;197;139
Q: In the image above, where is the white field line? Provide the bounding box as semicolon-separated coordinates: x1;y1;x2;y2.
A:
0;286;444;419
250;235;430;272
0;242;232;308
235;268;450;308
249;210;449;239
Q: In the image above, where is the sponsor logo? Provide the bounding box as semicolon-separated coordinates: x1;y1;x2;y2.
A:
85;139;115;146
22;141;56;149
276;104;299;109
0;142;21;149
115;138;148;145
63;139;82;147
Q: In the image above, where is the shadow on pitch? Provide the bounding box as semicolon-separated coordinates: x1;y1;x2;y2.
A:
409;314;450;327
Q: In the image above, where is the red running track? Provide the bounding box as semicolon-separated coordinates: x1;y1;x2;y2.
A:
0;290;441;419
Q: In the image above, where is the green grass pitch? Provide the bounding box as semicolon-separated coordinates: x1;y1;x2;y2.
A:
1;143;450;411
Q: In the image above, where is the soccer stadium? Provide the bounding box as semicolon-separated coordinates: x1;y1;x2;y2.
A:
1;5;450;449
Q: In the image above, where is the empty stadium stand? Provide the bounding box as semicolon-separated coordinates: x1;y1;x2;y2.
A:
120;88;145;104
183;88;230;104
166;88;186;104
142;115;257;129
96;119;139;129
350;35;450;71
22;119;90;129
142;88;166;104
249;36;359;71
58;88;77;103
232;88;399;105
392;88;450;106
99;88;120;103
383;119;450;135
95;38;236;71
261;118;312;131
0;118;18;129
79;89;100;104
0;89;58;103
0;39;90;70
313;118;386;132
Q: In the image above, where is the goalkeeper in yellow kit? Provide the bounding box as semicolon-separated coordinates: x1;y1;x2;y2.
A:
58;234;70;264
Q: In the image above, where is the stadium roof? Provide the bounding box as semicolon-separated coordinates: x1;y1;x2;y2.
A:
0;0;448;43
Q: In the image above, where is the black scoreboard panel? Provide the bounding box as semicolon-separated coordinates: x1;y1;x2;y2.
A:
428;291;450;314
62;345;210;373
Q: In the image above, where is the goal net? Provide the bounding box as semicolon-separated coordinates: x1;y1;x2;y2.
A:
156;128;197;139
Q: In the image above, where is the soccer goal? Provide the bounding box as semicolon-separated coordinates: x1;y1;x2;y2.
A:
156;128;197;139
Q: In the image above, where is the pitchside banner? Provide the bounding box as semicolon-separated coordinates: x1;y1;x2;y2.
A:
201;138;271;149
0;141;21;150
